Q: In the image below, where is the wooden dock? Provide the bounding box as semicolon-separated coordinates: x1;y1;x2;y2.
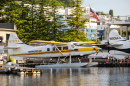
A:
92;58;130;67
0;66;41;75
11;67;41;75
98;62;130;67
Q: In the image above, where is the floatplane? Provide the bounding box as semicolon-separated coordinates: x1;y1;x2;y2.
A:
93;29;130;60
108;29;130;59
6;33;99;68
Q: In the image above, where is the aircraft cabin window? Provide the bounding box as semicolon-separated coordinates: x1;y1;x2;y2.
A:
57;47;61;50
53;47;55;51
63;46;68;50
47;48;50;51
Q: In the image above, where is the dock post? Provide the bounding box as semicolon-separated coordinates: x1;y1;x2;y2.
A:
69;54;71;64
26;69;28;73
32;69;33;73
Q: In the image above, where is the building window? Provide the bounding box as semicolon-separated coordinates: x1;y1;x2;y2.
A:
6;34;10;41
91;34;95;37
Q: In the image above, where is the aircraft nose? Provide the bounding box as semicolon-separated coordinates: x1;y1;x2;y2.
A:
93;47;99;52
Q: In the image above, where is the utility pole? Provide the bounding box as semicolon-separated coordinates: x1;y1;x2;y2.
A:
89;5;91;41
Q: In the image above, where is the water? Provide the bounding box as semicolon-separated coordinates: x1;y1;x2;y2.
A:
0;67;130;86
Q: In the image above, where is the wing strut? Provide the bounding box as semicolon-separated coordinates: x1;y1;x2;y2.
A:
54;44;63;56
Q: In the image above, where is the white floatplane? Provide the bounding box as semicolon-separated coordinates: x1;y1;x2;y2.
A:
6;33;99;68
96;29;130;60
108;29;130;59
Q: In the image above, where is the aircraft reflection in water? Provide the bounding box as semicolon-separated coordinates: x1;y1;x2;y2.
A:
6;33;99;68
1;68;130;86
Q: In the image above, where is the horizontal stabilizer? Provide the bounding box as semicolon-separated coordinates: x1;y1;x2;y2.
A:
4;46;20;49
10;56;23;60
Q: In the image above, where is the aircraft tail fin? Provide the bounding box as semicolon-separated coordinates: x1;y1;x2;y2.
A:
8;33;28;48
109;29;124;45
8;33;30;60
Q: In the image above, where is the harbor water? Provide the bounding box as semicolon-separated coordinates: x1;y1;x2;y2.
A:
0;67;130;86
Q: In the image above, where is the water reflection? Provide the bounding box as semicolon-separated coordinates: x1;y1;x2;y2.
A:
0;67;130;86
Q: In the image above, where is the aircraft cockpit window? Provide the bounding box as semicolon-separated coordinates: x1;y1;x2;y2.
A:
73;43;77;45
47;48;50;51
63;46;68;50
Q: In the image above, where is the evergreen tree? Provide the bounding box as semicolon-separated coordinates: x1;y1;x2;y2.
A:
17;0;50;43
109;9;113;17
62;0;88;42
48;0;65;41
16;0;37;43
122;30;130;37
61;29;87;42
0;0;15;21
57;0;73;7
35;0;51;40
67;0;87;29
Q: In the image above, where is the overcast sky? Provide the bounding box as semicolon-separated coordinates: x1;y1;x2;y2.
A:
82;0;130;17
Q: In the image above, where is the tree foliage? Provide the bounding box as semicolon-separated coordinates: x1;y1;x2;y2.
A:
17;0;52;43
100;12;106;15
57;0;73;7
60;29;87;42
48;0;65;40
109;9;113;17
1;0;88;43
122;30;130;37
64;0;88;41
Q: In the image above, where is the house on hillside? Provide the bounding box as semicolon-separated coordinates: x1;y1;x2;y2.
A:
0;23;17;43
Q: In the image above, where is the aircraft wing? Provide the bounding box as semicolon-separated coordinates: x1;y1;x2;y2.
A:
112;55;125;59
109;43;123;47
78;42;96;45
28;40;68;45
